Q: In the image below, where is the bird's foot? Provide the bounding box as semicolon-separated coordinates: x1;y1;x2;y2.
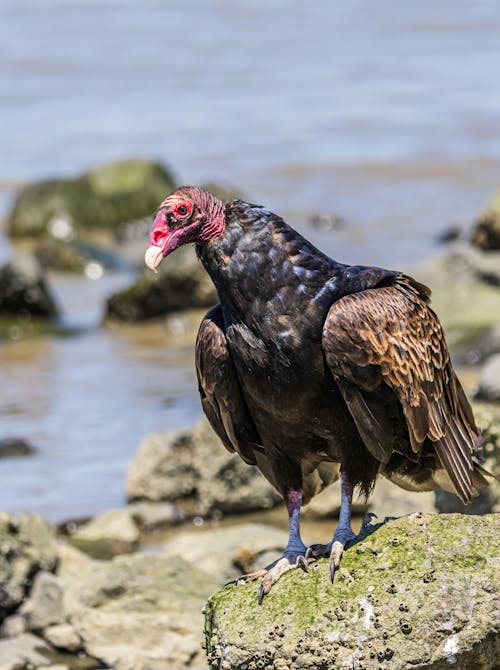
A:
306;526;357;582
228;548;308;605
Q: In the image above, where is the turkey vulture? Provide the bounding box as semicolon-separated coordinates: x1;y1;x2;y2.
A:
145;186;489;602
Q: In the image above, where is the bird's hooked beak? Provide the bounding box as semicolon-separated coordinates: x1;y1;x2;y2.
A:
144;209;179;273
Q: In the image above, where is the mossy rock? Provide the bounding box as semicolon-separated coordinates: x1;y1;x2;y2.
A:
6;158;176;238
471;190;500;250
105;245;217;321
205;513;500;669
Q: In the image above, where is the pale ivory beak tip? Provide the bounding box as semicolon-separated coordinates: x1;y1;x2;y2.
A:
144;245;164;273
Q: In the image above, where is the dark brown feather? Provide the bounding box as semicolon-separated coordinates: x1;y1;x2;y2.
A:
322;274;481;503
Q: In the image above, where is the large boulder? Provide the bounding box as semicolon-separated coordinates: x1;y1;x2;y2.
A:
63;552;219;670
6;158;176;239
105;245;217;321
0;513;58;621
126;418;281;517
205;513;500;670
471;189;500;250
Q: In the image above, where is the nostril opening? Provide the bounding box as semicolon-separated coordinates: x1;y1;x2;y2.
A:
151;228;167;245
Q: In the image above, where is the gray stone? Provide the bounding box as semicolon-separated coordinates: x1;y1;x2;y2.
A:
20;571;64;631
0;614;26;638
163;523;290;582
63;552;219;670
69;508;140;559
205;513;500;669
0;633;56;669
476;353;500;402
0;513;58;621
42;623;82;652
126;418;281;517
55;541;92;581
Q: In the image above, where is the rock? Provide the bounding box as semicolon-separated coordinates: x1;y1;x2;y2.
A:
163;523;290;583
7;158;176;238
105;245;217;321
0;256;59;320
55;542;92;581
471;189;500;250
435;488;495;515
42;623;82;652
63;552;219;670
0;437;36;459
0;513;58;621
126;501;184;532
19;571;65;631
68;508;140;559
476;353;500;402
126;418;281;518
0;633;59;669
0;614;26;638
205;513;500;670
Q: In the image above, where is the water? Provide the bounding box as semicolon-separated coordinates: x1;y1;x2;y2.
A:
1;1;500;520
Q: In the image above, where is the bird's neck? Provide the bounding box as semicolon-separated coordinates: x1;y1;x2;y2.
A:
196;200;343;327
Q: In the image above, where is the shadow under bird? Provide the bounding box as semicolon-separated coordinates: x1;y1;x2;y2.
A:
145;186;490;603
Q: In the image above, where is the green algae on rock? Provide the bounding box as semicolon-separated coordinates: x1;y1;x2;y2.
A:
204;513;500;670
6;158;176;238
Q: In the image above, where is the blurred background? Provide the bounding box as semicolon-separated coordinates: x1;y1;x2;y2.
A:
1;0;500;522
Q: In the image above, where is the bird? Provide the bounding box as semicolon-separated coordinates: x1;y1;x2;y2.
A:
145;186;490;603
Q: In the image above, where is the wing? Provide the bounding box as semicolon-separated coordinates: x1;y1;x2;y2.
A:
195;304;263;466
322;274;480;503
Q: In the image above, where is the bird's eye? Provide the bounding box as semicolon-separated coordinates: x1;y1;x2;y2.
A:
175;202;192;218
177;205;187;215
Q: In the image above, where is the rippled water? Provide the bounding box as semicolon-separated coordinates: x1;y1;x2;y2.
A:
1;1;500;520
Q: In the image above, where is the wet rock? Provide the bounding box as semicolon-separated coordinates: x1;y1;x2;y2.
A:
105;245;216;321
19;571;65;631
471;189;500;250
0;513;58;621
0;437;36;459
0;255;59;321
6;158;176;239
205;513;500;670
126;418;281;517
163;523;290;583
126;500;184;532
68;508;140;559
475;353;500;402
63;552;219;670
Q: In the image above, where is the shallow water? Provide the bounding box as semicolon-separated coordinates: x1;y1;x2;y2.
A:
1;1;500;520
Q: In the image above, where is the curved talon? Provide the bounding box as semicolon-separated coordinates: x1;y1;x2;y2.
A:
258;584;266;606
296;554;309;572
330;561;336;583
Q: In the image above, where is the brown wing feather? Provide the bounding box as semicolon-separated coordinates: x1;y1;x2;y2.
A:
322;274;481;503
195;305;263;465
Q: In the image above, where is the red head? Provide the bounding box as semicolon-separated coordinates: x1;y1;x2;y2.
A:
144;186;225;272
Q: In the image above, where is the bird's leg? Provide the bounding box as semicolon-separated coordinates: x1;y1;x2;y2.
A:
231;488;308;604
306;471;357;581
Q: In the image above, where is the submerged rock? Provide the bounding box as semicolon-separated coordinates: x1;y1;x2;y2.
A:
0;437;36;459
126;418;281;517
205;513;500;670
6;158;176;238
